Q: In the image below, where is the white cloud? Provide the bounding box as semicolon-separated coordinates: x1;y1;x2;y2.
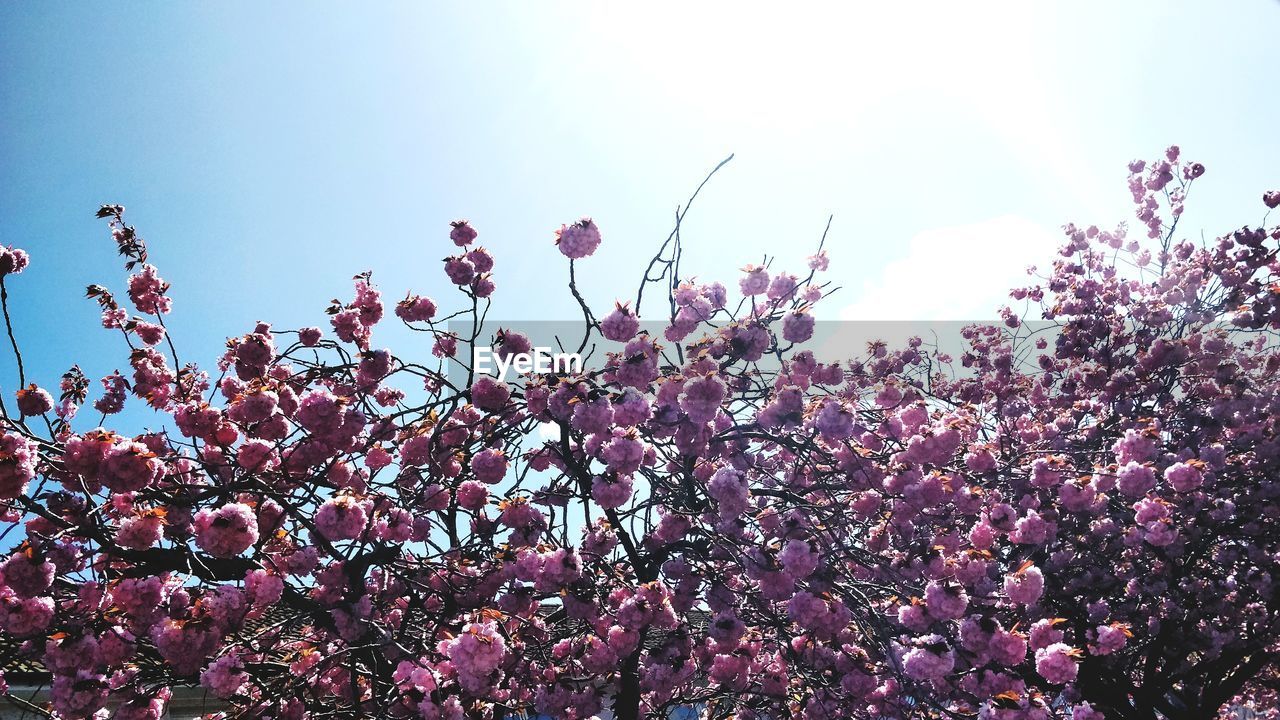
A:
538;422;561;441
838;215;1060;321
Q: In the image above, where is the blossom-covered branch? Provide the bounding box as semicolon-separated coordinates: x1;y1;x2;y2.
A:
0;149;1278;720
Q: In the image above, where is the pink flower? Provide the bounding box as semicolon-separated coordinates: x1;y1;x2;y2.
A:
194;502;260;557
739;265;769;296
1073;703;1105;720
966;447;997;473
591;474;633;509
444;256;476;285
601;302;640;342
315;496;368;541
472;274;496;298
228;387;278;425
1164;461;1203;492
54;398;76;421
778;539;819;579
117;512;165;549
614;336;660;388
330;278;382;347
555;218;602;259
450;220;478;247
707;466;750;518
456;480;488;511
1143;519;1178;547
393;658;439;694
420;483;451;512
127;264;172;314
1112;428;1157;464
298;326;323;346
611;387;652;426
94;372;129;415
295;388;350;436
1004;565;1044;605
374;507;413;542
0;551;55;597
709;651;750;686
0;432;38;499
332;307;363;343
495;329;532;360
989;628;1028;667
814;399;854;441
756;386;804;430
0;593;54;636
444;621;507;693
130;348;177;409
102;440;164;492
15;384;53;417
237;438;280;471
471;376;510;412
787;591;850;639
200;654;247;698
245;569;284;606
679;375;726;424
102;307;127;329
0;245;30;275
1059;477;1098;512
1029;618;1065;650
923;580;968;620
467;247;494;273
1034;642;1080;684
174;402;221;440
1091;623;1129;655
1116;461;1157;497
399;434;433;467
902;635;955;680
571;394;614;434
151;617;222;675
134;321;166;346
357;348;392;385
50;670;108;717
602;434;644;474
469;449;508;484
782;311;814;344
396;294;438;323
767;272;799;301
1010;510;1050;545
498;496;544;531
897;602;930;632
1133;496;1169;525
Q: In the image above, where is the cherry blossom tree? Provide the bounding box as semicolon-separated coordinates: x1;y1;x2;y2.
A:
0;149;1277;720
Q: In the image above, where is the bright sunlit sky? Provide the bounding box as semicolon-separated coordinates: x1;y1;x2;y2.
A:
1;2;1278;423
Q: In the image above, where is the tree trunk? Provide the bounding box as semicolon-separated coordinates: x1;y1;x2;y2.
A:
612;648;643;720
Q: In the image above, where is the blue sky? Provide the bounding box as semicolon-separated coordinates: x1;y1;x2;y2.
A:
1;2;1277;429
